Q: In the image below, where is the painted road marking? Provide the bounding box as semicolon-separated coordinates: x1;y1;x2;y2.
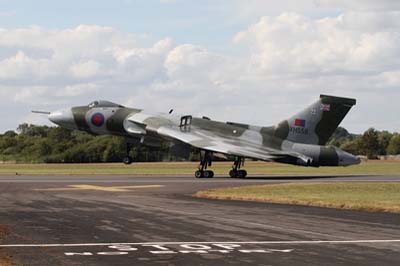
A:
34;184;164;192
1;239;400;247
1;240;399;257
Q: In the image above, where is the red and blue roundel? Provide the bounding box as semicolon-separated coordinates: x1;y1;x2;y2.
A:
91;113;105;127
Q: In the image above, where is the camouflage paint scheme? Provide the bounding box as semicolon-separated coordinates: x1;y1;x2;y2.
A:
48;95;360;168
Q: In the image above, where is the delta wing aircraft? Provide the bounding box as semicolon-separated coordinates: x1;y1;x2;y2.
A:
36;94;360;178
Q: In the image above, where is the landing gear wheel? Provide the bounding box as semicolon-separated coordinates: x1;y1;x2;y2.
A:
123;141;135;165
203;170;214;178
123;156;133;165
229;170;237;178
229;157;248;178
195;150;214;179
195;170;204;178
195;170;214;178
237;170;247;179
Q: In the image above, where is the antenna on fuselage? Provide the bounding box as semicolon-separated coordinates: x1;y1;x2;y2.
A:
169;109;174;114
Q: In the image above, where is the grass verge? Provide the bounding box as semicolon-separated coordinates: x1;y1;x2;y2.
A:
195;182;400;213
0;160;400;176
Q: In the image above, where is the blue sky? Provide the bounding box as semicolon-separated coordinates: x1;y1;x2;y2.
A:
0;0;399;133
0;1;236;48
0;0;339;51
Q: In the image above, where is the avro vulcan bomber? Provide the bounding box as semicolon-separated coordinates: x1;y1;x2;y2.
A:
38;94;360;178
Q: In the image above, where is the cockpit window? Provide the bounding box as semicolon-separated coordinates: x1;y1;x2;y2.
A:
88;101;99;108
88;100;124;109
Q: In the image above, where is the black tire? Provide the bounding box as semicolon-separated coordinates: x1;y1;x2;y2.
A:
242;170;248;178
123;156;133;165
203;170;210;178
229;170;237;178
195;170;204;178
238;170;247;179
206;170;214;178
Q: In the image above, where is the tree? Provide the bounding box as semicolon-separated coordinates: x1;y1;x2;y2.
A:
340;140;359;155
3;131;17;137
378;131;393;155
17;124;48;137
3;123;397;163
357;128;380;159
16;123;30;135
328;127;352;146
102;137;125;162
387;134;400;155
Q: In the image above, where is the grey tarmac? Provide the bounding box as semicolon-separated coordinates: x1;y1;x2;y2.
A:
0;174;399;266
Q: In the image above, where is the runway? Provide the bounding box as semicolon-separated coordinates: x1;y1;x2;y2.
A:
0;174;399;265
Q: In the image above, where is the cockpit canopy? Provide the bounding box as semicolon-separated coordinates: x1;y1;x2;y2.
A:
88;100;125;109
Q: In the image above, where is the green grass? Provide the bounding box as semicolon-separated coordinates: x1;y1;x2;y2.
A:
1;160;400;176
195;182;400;213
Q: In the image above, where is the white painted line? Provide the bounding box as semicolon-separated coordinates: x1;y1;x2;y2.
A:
1;240;400;248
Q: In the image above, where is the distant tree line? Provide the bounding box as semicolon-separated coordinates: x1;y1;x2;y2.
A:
0;124;195;163
0;124;399;163
327;127;400;159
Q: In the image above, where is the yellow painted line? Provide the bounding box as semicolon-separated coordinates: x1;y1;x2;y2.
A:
34;185;164;192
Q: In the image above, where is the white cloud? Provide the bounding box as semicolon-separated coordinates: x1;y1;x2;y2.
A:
340;11;400;31
165;44;238;83
160;0;177;4
233;12;400;75
2;5;400;133
230;0;400;19
69;60;101;79
227;10;400;131
56;83;98;97
0;51;51;80
0;25;173;100
230;0;319;20
14;86;49;103
316;0;400;11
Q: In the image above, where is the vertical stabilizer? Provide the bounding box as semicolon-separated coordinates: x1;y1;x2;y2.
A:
271;95;356;145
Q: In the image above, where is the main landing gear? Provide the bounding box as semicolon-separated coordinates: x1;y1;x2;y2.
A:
194;151;248;179
229;156;247;178
195;150;214;178
123;142;134;165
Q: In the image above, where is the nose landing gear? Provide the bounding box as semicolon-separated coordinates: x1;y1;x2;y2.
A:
123;156;134;165
195;150;214;178
123;142;134;165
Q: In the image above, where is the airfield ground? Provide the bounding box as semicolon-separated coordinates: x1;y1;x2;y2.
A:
0;163;399;265
1;160;400;176
195;182;400;213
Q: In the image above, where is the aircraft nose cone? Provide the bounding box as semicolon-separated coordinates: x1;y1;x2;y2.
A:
49;109;76;129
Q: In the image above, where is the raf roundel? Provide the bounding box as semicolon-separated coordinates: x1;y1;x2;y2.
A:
91;113;105;127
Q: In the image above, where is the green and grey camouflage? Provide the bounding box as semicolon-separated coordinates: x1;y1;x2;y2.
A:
45;95;360;178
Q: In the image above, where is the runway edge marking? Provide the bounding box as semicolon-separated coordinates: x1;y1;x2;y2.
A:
1;240;400;247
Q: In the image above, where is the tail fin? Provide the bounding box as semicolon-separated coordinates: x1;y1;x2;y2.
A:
273;95;356;145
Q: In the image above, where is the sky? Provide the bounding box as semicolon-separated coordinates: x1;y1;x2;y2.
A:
0;0;400;133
